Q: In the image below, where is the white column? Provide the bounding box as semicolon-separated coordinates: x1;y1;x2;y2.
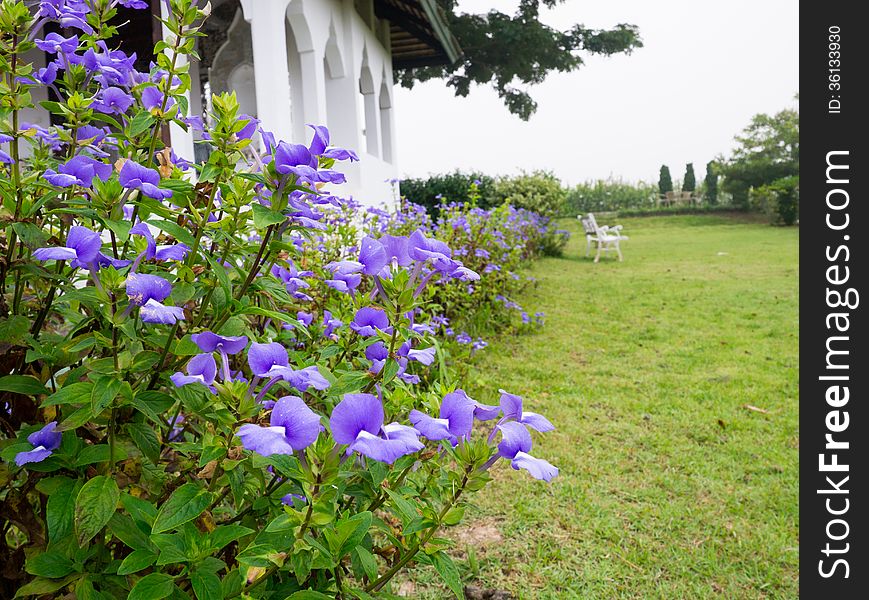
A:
298;49;328;129
243;0;294;142
159;2;195;162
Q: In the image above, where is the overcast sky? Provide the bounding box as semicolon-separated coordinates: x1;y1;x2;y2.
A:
393;0;799;185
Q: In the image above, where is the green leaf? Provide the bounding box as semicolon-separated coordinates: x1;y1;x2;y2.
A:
207;525;254;552
25;551;75;578
0;375;49;396
74;444;127;466
131;390;175;424
58;405;94;431
251;203;286;228
151;533;189;565
109;513;155;551
128;573;174;600
352;546;378;581
128;422;161;464
75;475;120;545
128;111;156;137
46;477;80;543
190;570;222;600
152;484;213;534
431;551;464;599
285;592;332;600
0;315;30;344
14;575;77;597
118;548;159;575
147;219;196;247
41;382;94;407
11;222;47;249
384;489;419;526
91;376;123;415
330;512;372;558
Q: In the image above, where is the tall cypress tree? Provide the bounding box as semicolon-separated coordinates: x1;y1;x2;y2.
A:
682;163;696;192
705;161;718;204
658;165;673;195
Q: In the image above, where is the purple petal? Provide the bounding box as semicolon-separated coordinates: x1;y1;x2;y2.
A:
275;142;312;173
409;410;452;441
329;393;384;445
237;424;294;456
154;244;189;261
499;390;524;421
521;412;555;433
407;347;435;366
15;447;54;466
365;341;388;362
511;451;558;481
127;273;172;305
65;226;101;263
33;247;78;261
187;353;217;384
440;391;475;439
247;342;289;376
379;235;412;266
269;395;323;450
191;331;249;355
139;299;185;324
27;422;61;451
359;236;387;276
497;421;532;460
348;429;422;464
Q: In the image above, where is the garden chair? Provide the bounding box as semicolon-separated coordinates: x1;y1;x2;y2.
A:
577;213;629;262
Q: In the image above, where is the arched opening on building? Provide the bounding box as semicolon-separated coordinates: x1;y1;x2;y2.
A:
358;53;378;157
378;78;393;164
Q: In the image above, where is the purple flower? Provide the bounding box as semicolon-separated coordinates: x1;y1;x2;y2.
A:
43;155;112;188
329;393;423;464
91;87;134;114
322;310;342;337
297;311;314;327
118;0;149;8
379;235;412;267
35;33;78;53
359;236;387;276
271;263;313;301
365;341;388;374
170;353;217;392
15;422;62;467
409;390;476;444
281;493;307;507
237;115;260;140
274;142;313;175
398;342;435;365
191;332;249;355
140;299;185;324
496;422;558;482
499;390;555;432
237;395;324;457
350;307;389;337
33;225;101;267
325;261;363;294
141;86;174;112
126;273;172;305
247;342;290;377
119;160;172;199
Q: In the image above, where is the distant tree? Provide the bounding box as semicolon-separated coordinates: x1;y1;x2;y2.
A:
704;161;719;204
720;106;799;208
682;163;696;192
397;0;643;120
493;170;567;217
658;165;673;195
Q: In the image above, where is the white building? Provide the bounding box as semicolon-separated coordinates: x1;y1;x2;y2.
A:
169;0;460;205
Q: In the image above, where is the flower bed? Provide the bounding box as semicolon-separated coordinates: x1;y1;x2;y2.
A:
0;1;560;597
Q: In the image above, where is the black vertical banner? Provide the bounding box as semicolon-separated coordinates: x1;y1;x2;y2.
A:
800;2;868;597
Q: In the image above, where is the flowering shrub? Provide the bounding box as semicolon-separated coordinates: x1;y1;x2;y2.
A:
0;1;558;598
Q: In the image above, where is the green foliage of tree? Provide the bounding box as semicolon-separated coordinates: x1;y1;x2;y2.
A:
400;171;497;214
750;175;800;225
704;160;719;204
493;170;567;217
719;106;799;209
658;165;673;195
682;163;696;192
396;0;643;120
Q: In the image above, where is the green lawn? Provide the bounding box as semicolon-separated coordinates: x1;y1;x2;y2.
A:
409;215;799;598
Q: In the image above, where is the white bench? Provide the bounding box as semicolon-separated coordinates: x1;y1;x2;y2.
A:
577;213;629;262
